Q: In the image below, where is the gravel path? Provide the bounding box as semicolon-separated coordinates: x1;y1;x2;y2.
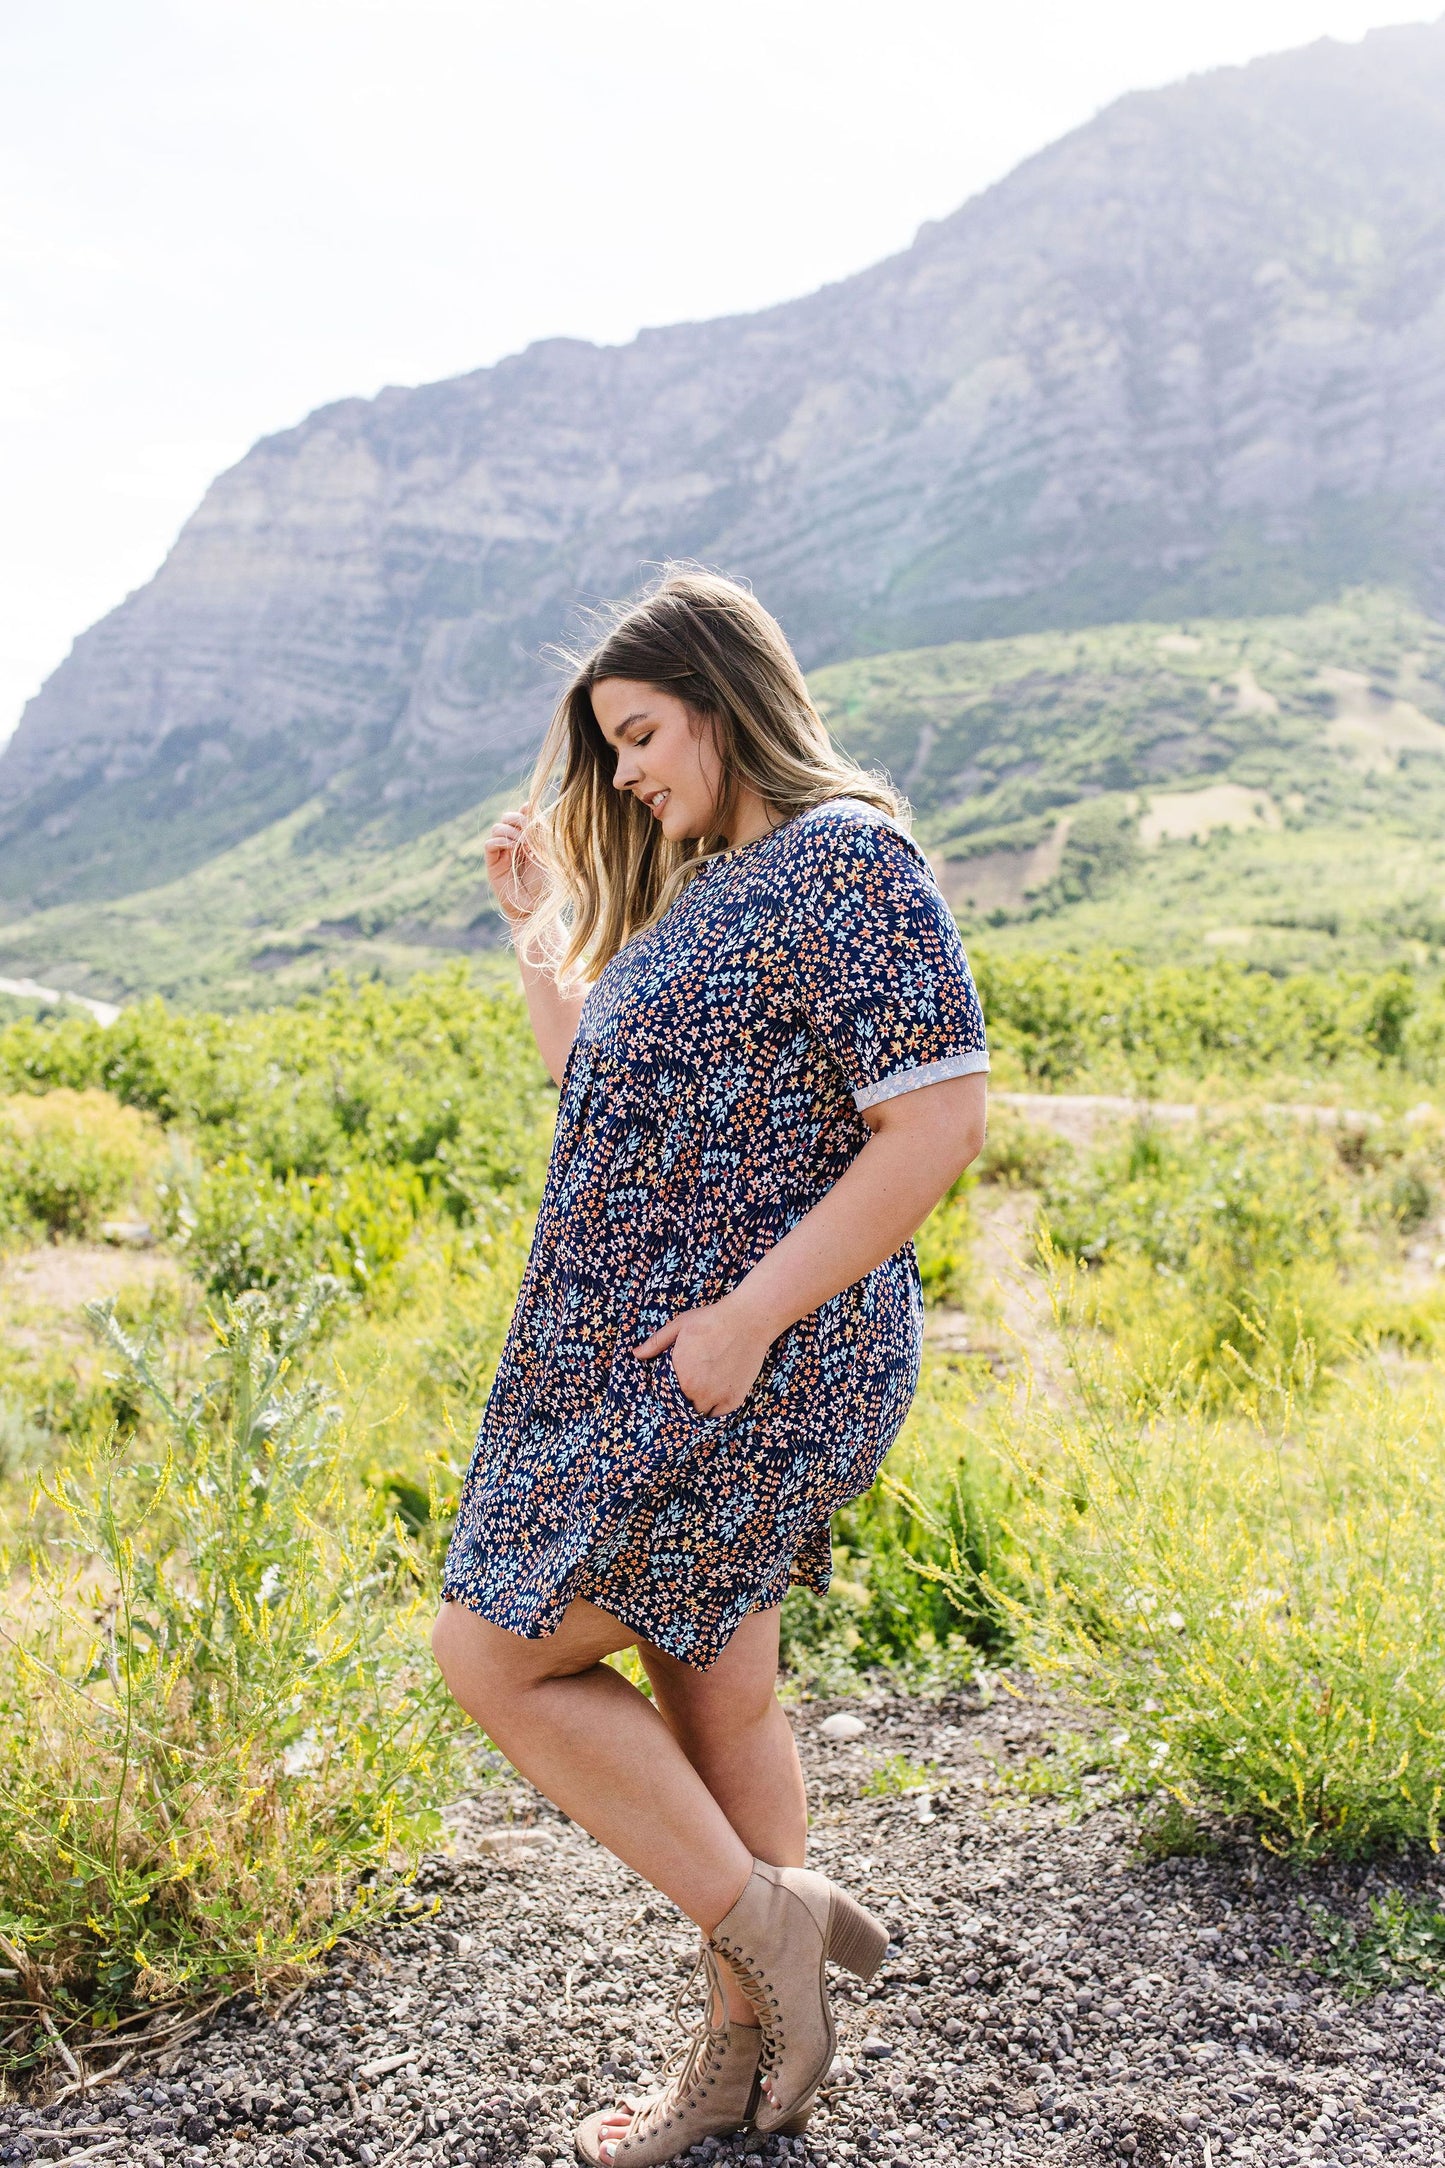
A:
9;1683;1445;2168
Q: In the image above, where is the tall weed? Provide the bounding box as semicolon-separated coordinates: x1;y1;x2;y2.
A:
0;1283;461;2049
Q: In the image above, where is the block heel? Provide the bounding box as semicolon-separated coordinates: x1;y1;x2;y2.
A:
711;1861;884;2136
825;1886;888;1982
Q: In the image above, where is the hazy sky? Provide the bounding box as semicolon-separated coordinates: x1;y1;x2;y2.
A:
1;2;1433;746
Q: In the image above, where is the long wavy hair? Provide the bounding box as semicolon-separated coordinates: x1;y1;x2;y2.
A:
518;566;904;983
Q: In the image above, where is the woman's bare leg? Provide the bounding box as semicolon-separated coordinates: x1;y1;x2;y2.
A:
640;1606;807;2024
642;1607;806;1861
431;1596;753;1931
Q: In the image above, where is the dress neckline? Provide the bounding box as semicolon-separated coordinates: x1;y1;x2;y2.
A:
706;795;895;872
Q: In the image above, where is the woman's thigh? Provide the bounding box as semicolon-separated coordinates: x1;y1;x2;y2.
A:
639;1605;783;1740
433;1594;641;1703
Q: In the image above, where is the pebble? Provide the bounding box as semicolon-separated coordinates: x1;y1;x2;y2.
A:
9;1683;1444;2168
820;1712;868;1742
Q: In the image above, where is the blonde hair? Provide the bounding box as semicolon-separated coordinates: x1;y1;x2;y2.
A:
518;566;904;983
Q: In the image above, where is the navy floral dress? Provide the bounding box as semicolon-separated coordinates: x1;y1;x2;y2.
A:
442;798;988;1668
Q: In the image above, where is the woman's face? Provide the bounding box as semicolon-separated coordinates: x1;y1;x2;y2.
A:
592;678;725;842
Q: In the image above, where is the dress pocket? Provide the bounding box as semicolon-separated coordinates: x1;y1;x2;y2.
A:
657;1349;725;1434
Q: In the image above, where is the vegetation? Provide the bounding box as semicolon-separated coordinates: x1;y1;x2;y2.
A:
990;1344;1445;1858
6;589;1445;1009
5;937;1445;2071
0;1089;161;1243
2;1288;458;2035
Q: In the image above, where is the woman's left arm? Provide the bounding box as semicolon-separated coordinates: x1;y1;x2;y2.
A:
634;1072;987;1415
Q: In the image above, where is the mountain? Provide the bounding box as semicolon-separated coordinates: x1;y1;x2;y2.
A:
4;19;1445;914
2;589;1442;1009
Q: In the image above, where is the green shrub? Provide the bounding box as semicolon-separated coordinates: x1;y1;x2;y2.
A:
168;1155;428;1299
0;968;554;1219
1041;1114;1355;1278
975;1104;1070;1190
970;947;1445;1090
984;1340;1445;1859
914;1173;978;1306
0;1089;159;1243
839;1355;1018;1666
0;1283;463;2051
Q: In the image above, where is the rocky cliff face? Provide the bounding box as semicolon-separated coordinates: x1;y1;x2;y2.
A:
5;19;1445;907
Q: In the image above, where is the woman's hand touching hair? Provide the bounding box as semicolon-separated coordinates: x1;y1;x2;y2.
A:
486;799;587;1087
485;799;549;926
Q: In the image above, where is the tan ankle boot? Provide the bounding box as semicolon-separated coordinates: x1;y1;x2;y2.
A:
573;1949;763;2166
708;1861;887;2134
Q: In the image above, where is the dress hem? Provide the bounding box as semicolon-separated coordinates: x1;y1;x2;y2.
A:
439;1550;832;1674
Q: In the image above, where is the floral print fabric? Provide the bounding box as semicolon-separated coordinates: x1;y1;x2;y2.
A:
442;798;988;1668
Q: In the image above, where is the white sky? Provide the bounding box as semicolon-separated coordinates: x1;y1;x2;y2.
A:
0;1;1433;747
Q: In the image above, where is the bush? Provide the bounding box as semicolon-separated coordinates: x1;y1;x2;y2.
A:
778;1354;1017;1687
0;1089;159;1243
983;1330;1445;1859
970;947;1445;1090
913;1174;979;1306
0;968;555;1220
975;1104;1070;1190
168;1154;428;1299
0;1283;464;2050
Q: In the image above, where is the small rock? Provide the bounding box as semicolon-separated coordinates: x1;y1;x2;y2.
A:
100;1219;155;1248
860;2036;893;2059
943;2017;964;2040
474;1828;554;1859
820;1713;868;1742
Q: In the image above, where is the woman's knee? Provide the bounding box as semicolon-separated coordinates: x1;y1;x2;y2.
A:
431;1600;526;1721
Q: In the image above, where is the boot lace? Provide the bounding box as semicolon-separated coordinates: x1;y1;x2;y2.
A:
708;1931;782;2075
616;1943;731;2147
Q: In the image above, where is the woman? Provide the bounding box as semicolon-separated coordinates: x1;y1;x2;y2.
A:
432;569;988;2167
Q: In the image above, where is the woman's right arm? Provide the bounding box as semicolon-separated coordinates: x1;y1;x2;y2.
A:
486;802;586;1086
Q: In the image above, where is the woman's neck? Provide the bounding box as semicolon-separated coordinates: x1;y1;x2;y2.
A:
722;787;780;850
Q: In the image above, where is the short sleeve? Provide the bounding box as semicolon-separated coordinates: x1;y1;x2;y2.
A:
785;807;989;1110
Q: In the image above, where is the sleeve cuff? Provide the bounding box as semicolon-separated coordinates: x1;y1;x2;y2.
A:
852;1049;991;1111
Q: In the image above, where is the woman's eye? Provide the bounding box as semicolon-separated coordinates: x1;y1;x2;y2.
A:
635;732;653;747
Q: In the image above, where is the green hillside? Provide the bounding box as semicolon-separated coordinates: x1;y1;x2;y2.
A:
3;587;1444;1008
822;588;1445;971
